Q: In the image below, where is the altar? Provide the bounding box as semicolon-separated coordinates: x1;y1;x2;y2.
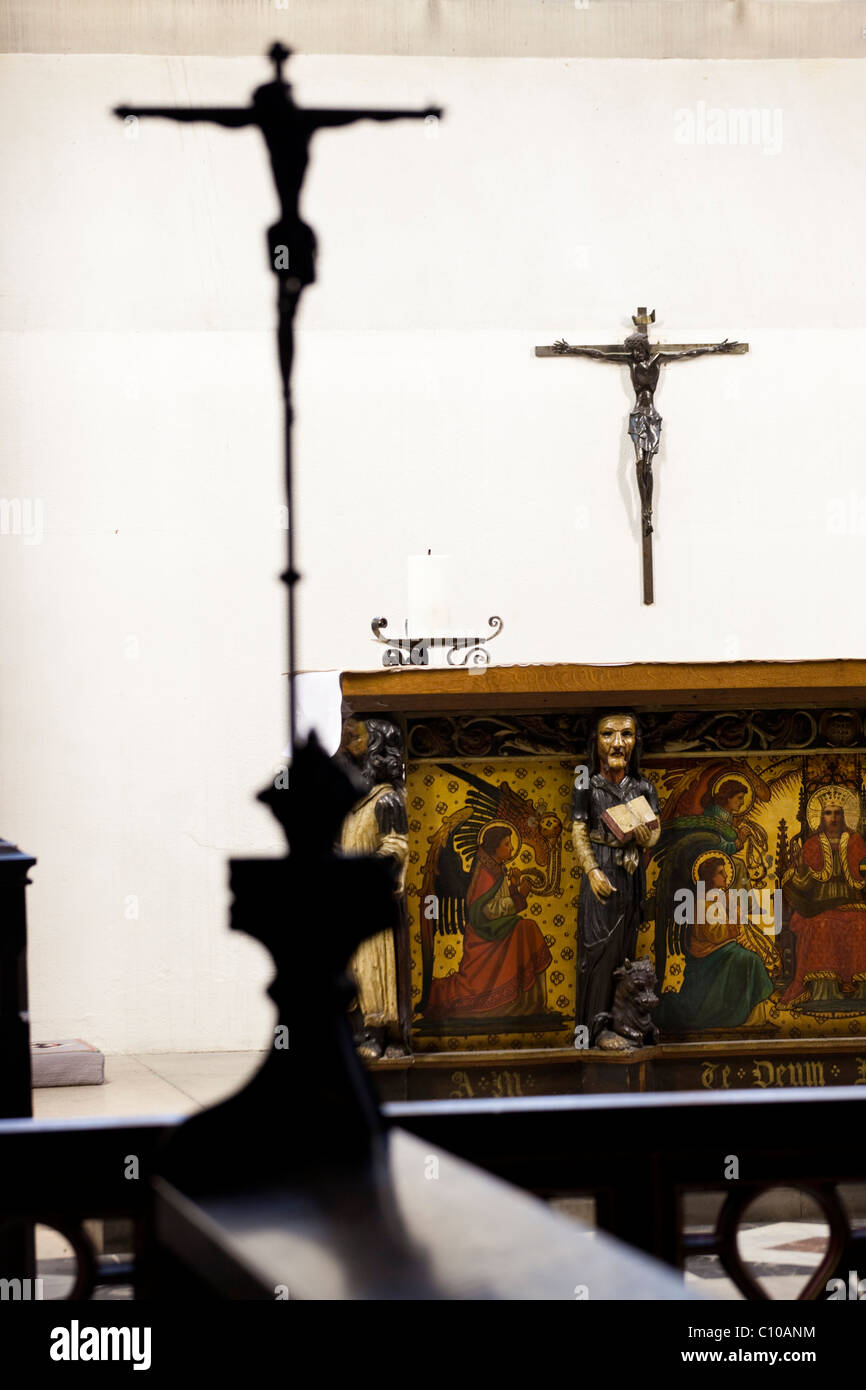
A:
340;659;866;1101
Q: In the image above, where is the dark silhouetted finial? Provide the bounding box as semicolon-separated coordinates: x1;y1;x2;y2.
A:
269;42;292;83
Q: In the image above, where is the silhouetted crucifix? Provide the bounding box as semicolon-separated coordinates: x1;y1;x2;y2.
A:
116;44;441;749
114;48;446;1208
536;308;747;604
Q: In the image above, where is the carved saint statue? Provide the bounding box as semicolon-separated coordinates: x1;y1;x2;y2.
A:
571;712;661;1049
336;718;409;1059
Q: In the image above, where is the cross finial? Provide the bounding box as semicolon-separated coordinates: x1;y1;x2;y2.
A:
632;307;655;335
268;42;292;83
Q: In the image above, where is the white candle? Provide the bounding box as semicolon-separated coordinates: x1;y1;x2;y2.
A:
407;553;454;637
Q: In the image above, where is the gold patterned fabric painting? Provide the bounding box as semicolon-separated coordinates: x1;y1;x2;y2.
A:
641;752;866;1040
407;758;577;1052
407;750;866;1050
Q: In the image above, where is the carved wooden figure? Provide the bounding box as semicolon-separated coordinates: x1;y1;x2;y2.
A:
572;711;661;1050
337;718;410;1059
592;957;659;1049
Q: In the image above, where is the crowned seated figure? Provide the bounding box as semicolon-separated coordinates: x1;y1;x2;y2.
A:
781;786;866;1007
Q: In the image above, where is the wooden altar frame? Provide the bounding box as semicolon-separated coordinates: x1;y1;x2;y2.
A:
340;660;866;1101
341;658;866;715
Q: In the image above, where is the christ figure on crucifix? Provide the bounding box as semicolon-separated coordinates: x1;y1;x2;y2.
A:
551;328;740;542
539;308;747;603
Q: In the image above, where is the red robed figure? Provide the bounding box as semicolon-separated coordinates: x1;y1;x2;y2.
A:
424;824;551;1020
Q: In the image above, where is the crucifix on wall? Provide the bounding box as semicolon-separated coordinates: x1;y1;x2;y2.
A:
536;308;748;604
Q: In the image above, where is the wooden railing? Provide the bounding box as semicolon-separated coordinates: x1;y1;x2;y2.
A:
0;1112;692;1301
387;1086;866;1300
0;1116;175;1299
2;1085;866;1299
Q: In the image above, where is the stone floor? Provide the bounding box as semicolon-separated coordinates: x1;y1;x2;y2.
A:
684;1223;831;1300
33;1050;266;1120
31;1052;840;1301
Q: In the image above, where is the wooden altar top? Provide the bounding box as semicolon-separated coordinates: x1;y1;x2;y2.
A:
341;658;866;715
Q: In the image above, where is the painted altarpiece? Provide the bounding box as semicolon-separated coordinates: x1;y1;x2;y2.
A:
402;716;866;1051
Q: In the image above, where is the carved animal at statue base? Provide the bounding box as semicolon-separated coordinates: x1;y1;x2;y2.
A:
593;957;659;1050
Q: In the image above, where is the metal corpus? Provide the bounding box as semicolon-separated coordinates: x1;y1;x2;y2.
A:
371;615;503;667
536;307;748;605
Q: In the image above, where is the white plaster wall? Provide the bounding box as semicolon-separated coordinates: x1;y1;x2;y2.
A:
2;49;866;1049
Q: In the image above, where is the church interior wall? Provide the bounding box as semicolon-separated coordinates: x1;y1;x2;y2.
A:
2;10;864;1049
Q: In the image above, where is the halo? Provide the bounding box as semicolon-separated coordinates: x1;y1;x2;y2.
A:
806;784;861;833
710;773;754;815
691;850;735;888
477;820;522;860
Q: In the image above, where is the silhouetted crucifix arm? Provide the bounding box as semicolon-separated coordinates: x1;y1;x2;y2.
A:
302;108;443;127
536;310;747;605
116;105;440;128
115;106;255;126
